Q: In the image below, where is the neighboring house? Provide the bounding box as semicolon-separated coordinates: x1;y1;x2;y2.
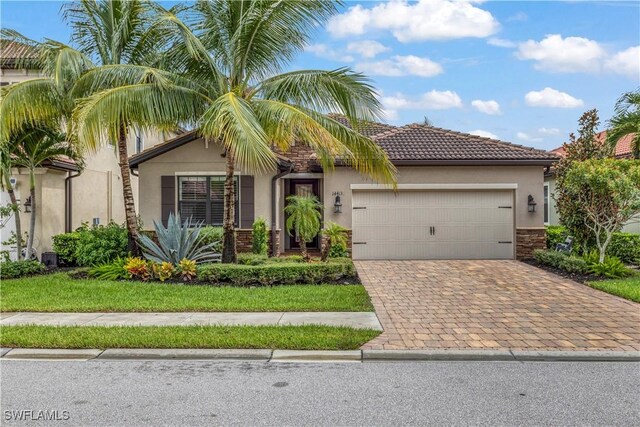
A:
0;41;170;258
130;117;558;260
544;131;639;234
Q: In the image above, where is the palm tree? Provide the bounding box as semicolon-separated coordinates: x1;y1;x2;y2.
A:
0;144;23;259
321;222;349;262
284;195;323;262
68;0;397;263
607;90;640;159
9;127;80;258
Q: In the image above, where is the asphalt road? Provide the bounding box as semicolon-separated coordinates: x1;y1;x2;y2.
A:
1;360;638;426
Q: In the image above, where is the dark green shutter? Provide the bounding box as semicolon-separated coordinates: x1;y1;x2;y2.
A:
240;175;254;228
161;176;176;226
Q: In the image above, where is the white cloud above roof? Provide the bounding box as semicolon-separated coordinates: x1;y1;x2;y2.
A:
516;132;543;143
604;46;640;79
517;34;605;73
468;129;499;139
356;55;443;77
327;0;499;42
471;99;502;115
538;127;560;135
346;40;391;59
525;87;584;108
382;90;463;120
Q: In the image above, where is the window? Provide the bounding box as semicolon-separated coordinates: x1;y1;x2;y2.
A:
178;176;239;226
543;183;549;224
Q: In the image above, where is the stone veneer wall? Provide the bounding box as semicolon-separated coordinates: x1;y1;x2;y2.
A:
236;229;281;256
275;143;317;172
515;228;546;259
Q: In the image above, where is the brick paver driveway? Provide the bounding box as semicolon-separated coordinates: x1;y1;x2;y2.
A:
356;260;640;351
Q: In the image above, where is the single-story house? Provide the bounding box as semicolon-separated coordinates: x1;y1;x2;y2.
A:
130;117;559;260
544;131;639;234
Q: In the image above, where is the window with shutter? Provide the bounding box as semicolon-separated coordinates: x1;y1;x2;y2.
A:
178;176;239;226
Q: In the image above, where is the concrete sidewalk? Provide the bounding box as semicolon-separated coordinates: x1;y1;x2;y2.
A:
0;312;382;330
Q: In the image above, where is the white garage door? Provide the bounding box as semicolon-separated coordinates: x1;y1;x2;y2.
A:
351;190;514;260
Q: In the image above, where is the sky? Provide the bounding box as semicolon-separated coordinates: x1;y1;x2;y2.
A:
1;0;639;151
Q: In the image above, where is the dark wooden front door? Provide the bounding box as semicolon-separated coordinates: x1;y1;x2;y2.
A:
286;179;320;249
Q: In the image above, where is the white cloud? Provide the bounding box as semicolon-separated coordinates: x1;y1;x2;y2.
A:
538;127;560;135
471;99;501;115
469;130;499;139
305;44;353;62
516;132;543;143
346;40;390;59
604;46;640;79
356;55;443;77
525;87;584;108
327;0;499;42
506;11;528;22
516;34;605;73
487;37;516;48
382;90;463;119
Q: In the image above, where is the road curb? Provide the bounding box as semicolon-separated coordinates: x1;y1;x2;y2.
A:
2;348;639;362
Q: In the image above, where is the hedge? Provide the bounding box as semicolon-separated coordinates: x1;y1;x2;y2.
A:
197;258;356;286
545;226;640;263
533;249;590;274
0;260;46;279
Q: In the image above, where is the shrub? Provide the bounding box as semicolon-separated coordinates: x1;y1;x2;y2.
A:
545;225;569;250
178;258;197;282
52;232;81;265
583;250;631;279
269;255;305;263
138;213;220;264
608;232;640;264
152;261;175;282
252;218;268;255
0;259;45;279
75;223;128;266
88;257;128;280
533;249;589;274
196;258;356;286
124;257;152;281
237;253;268;265
199;226;223;254
321;222;349;261
328;243;349;258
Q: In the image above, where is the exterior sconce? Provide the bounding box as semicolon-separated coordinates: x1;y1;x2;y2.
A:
23;196;32;213
527;194;537;213
334;194;342;213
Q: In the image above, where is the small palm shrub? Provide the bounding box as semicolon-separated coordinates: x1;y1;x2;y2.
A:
284;195;323;261
583;250;631;279
252;217;268;255
137;213;220;264
88;257;129;280
178;258;197;281
321;222;349;261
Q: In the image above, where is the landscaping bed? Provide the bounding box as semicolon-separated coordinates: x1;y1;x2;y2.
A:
0;325;380;350
0;273;374;312
522;258;601;284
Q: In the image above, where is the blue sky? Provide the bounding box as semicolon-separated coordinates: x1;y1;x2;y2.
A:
1;1;639;151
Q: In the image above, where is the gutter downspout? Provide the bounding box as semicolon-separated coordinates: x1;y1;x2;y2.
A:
271;165;293;256
64;171;81;233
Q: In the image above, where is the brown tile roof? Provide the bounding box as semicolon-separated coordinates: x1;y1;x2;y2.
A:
328;113;397;137
0;40;39;68
372;124;559;165
550;130;635;160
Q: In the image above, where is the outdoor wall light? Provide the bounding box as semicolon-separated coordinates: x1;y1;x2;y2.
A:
23;196;32;213
334;194;342;213
527;194;537;213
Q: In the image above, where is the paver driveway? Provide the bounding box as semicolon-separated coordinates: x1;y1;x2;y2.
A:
356;260;640;351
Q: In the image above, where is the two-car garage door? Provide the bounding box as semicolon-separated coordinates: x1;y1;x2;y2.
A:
351;190;514;260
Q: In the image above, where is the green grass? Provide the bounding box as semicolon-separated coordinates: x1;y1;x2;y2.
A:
587;276;640;303
0;273;373;312
0;325;380;350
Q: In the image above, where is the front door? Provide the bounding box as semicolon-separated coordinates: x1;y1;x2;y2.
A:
286;179;320;249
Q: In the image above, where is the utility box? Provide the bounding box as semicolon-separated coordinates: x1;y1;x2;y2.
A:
41;252;58;268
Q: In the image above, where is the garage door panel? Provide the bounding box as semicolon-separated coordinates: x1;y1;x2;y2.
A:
352;190;514;260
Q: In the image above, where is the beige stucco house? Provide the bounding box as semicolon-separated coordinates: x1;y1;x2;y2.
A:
0;41;169;258
130;119;558;260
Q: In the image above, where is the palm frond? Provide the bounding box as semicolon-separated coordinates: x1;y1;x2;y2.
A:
199;92;277;174
608;89;640;159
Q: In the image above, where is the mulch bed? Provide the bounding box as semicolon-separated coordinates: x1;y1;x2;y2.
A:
522;258;601;284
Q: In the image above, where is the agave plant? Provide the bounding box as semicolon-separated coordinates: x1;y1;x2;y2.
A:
137;213;220;264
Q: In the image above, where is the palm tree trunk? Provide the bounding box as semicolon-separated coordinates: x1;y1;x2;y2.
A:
3;177;22;260
300;239;309;262
26;170;36;260
117;125;139;256
222;152;237;263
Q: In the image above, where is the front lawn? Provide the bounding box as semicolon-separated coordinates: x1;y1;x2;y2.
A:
0;273;373;312
587;276;640;303
0;325;380;350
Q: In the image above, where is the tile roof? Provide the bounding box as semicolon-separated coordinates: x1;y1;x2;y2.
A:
550;130;635;159
371;124;559;164
328;114;397;137
0;40;39;68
